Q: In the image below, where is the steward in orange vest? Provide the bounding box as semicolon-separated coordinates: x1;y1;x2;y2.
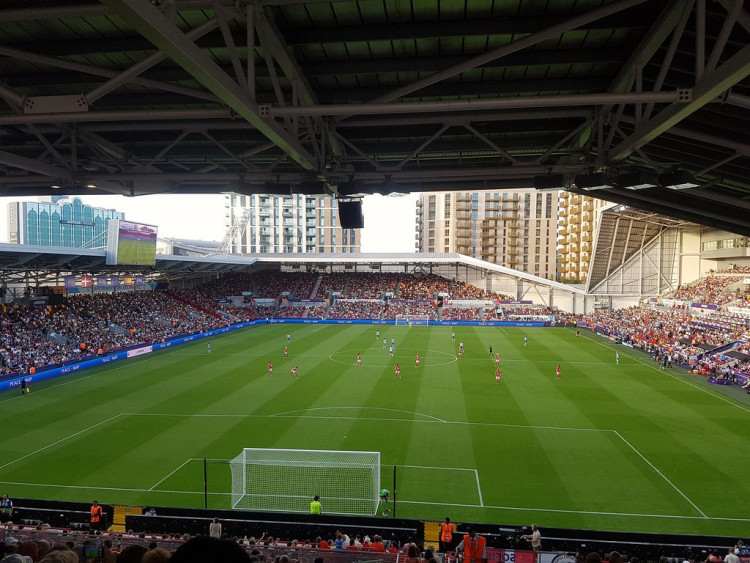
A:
439;517;455;552
90;500;104;530
460;530;486;563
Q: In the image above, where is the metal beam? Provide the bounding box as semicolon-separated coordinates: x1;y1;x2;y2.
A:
86;17;222;104
370;0;648;104
0;149;74;180
0;1;235;21
100;0;318;171
270;91;682;117
0;45;219;103
608;43;750;161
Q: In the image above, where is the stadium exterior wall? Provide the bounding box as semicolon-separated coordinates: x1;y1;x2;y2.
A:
1;318;555;393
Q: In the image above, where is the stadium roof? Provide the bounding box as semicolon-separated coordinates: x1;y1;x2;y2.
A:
0;244;584;294
0;1;749;234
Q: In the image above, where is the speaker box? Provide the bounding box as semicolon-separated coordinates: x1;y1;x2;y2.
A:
338;200;364;229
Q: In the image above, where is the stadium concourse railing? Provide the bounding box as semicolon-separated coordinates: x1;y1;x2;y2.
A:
0;317;558;393
6;498;742;562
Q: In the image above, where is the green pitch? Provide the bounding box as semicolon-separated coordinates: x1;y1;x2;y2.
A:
116;237;156;265
2;324;750;537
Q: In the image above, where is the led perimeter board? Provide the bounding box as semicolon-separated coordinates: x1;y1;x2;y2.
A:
106;220;158;266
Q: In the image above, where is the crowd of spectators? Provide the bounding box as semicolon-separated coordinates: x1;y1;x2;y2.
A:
328;301;383;319
668;275;743;306
381;300;437;320
8;269;750;382
248;272;296;299
0;522;413;562
289;274;318;300
275;306;307;319
397;274;510;301
315;273;400;299
0;292;227;376
442;307;479;320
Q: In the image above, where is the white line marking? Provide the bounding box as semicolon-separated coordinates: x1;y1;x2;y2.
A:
0;352;171;404
271;407;447;423
0;413;124;471
327;347;457;368
1;476;747;522
474;470;484;507
149;459;194;491
121;411;606;432
0;480;230;496
612;430;707;518
395;500;750;522
398;464;476;471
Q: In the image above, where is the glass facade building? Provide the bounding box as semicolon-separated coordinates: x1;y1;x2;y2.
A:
8;197;125;249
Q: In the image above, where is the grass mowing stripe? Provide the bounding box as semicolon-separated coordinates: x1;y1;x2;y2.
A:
0;413;124;471
611;430;706;518
3;324;750;535
577;327;750;414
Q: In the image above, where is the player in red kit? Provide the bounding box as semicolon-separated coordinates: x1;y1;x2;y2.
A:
357;353;362;366
415;354;420;368
394;363;401;379
556;364;561;380
291;366;299;378
268;362;273;376
495;368;501;384
495;352;500;366
284;345;288;358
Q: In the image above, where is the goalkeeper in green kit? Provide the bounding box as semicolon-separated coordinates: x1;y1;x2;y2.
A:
310;495;321;515
378;489;391;517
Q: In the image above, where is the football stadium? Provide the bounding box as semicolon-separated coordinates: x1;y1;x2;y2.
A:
1;2;750;563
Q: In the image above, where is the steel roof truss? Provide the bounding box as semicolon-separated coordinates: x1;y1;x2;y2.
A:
608;41;750;161
371;0;649;104
100;0;318;172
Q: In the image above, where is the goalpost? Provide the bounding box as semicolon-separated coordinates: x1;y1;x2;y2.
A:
395;314;430;326
229;448;381;515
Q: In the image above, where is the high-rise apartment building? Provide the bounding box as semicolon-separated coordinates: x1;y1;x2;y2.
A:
7;196;124;248
556;192;608;283
224;193;359;254
415;190;559;279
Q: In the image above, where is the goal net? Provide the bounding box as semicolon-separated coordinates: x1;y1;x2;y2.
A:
395;314;430;326
229;448;381;515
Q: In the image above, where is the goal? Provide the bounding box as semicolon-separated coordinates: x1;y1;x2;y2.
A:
395;314;430;326
229;448;381;515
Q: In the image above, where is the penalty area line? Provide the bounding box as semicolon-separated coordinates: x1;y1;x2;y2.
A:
149;457;231;491
612;430;707;518
0;413;125;471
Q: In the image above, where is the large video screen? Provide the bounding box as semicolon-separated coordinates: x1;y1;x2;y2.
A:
106;220;158;266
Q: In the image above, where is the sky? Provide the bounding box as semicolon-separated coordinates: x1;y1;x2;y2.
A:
0;192;419;253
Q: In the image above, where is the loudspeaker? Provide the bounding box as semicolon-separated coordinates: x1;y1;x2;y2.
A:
338;200;364;229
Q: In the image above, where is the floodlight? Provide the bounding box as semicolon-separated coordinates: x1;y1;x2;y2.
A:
574;172;613;190
616;170;658;190
533;174;565;191
659;170;698;190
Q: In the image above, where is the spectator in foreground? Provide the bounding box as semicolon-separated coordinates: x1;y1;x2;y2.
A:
170;536;250;563
39;550;79;563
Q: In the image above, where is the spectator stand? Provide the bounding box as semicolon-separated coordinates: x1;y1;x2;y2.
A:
3;497;744;563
